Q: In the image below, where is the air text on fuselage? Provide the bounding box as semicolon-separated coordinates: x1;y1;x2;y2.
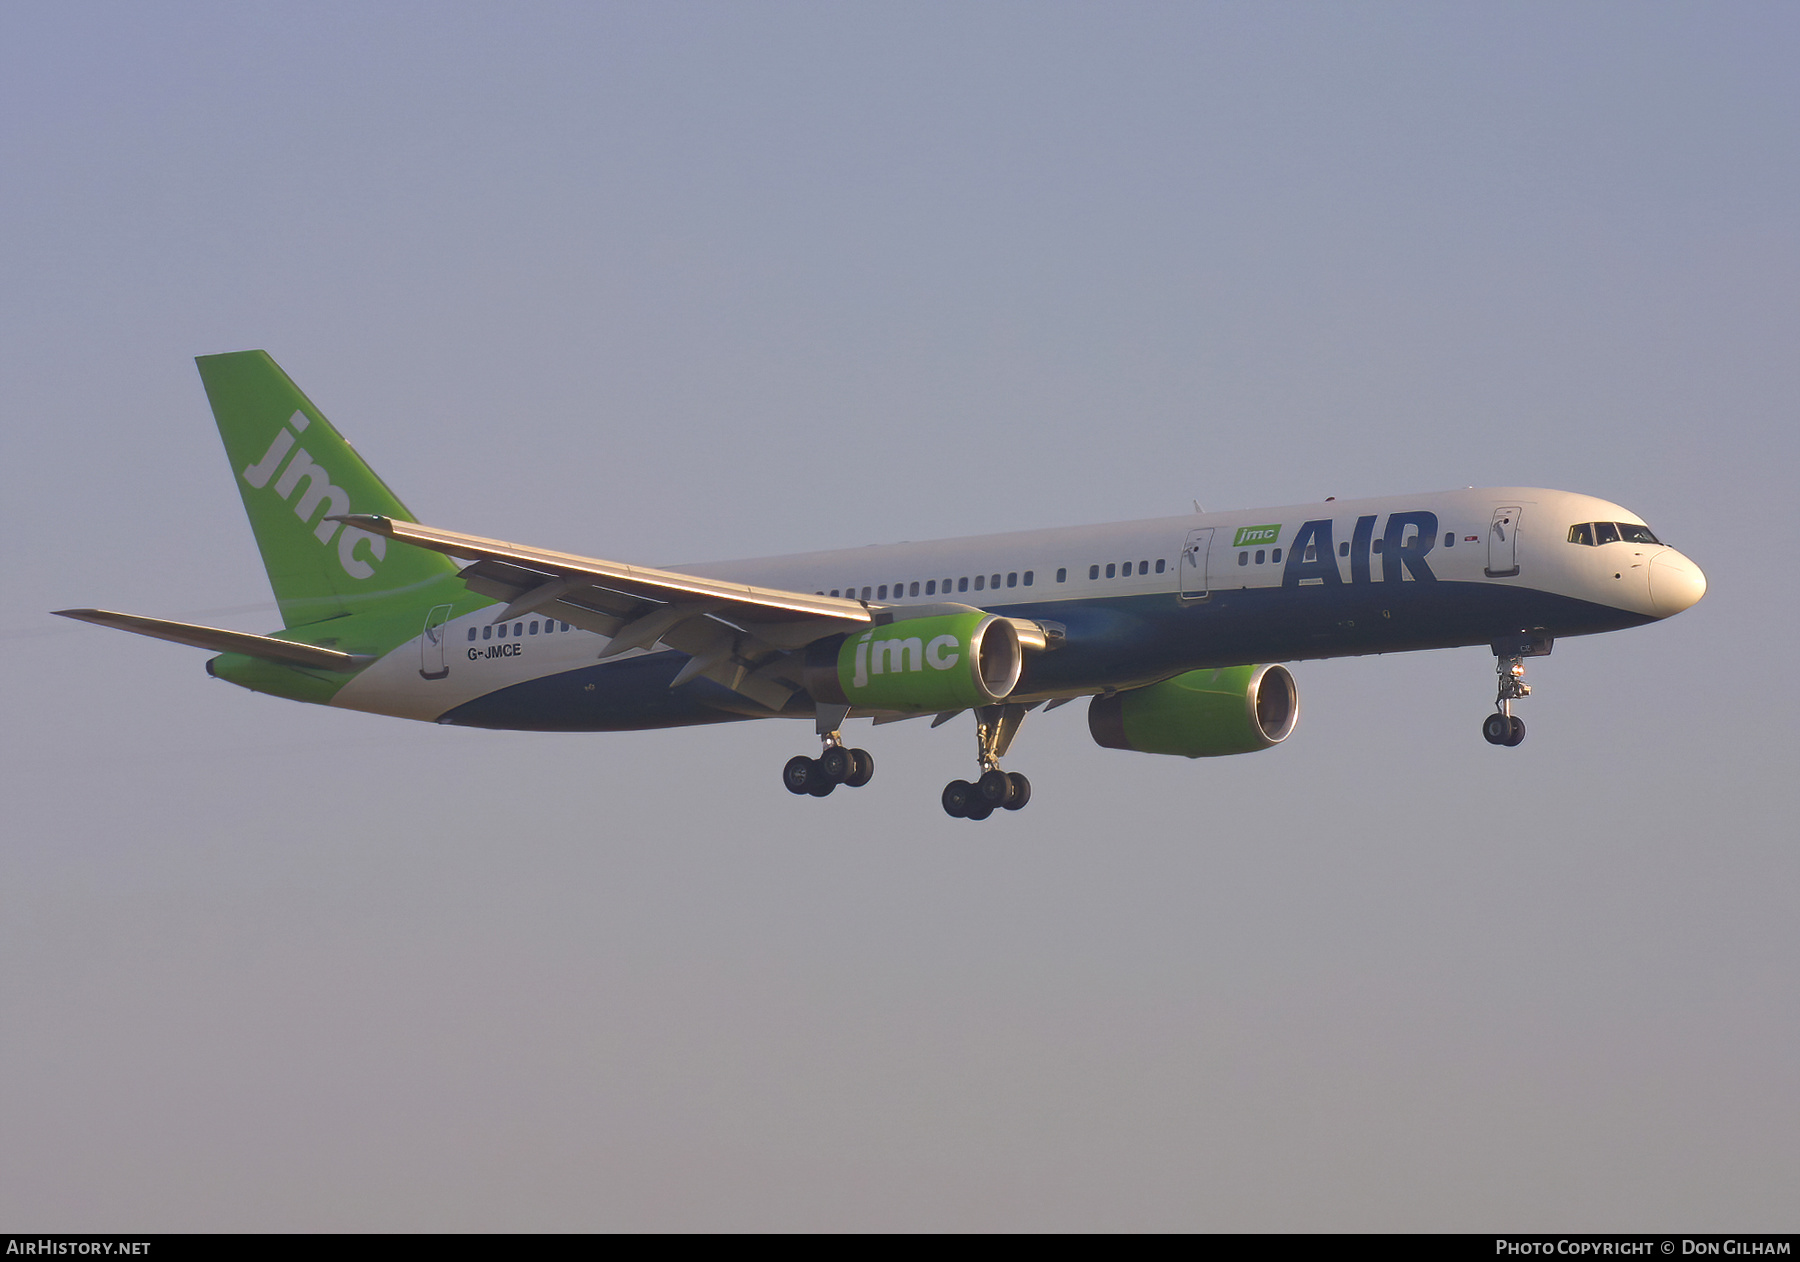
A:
1280;511;1440;587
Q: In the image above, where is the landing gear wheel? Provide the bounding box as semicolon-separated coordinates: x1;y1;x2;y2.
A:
1002;772;1031;811
844;748;875;788
783;755;816;794
965;800;995;821
817;745;852;784
976;768;1014;807
942;779;973;818
1482;713;1512;745
808;775;836;797
1505;716;1526;747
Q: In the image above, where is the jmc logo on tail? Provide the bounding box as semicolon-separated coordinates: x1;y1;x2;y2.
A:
242;411;387;579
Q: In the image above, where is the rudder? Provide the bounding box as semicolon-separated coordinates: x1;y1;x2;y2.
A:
197;350;460;627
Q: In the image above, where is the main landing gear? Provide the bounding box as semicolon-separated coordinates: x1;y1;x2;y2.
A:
783;705;874;798
783;740;874;797
1482;635;1552;747
942;703;1033;821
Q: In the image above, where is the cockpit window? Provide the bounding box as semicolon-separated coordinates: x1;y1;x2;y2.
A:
1569;521;1664;547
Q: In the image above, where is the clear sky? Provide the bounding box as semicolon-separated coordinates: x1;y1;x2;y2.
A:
3;1;1796;1231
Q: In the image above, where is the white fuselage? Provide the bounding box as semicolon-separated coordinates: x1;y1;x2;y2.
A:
330;486;1705;724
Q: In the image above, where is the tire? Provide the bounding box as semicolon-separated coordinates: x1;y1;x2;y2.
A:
1505;716;1526;747
844;748;875;788
783;755;816;794
1482;713;1511;745
818;745;852;784
965;801;994;821
808;776;836;797
941;779;973;818
976;768;1014;806
1002;772;1031;811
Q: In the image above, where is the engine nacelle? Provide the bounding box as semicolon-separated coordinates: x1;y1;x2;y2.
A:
807;612;1022;712
1088;664;1298;757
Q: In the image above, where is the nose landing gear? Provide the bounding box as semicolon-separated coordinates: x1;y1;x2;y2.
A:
1482;710;1525;747
1482;635;1551;747
942;703;1034;820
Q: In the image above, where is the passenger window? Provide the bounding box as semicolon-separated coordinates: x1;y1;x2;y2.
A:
1372;539;1384;553
830;589;840;597
925;580;935;596
861;587;871;600
1444;532;1455;548
877;585;887;599
973;575;984;591
1007;573;1017;588
958;577;969;592
529;621;539;634
1024;571;1034;586
1594;522;1620;545
514;623;523;636
497;623;507;639
1567;524;1593;546
1089;565;1099;580
1137;561;1147;575
1339;542;1349;557
1255;550;1265;565
1056;568;1066;583
1272;549;1282;563
483;625;492;640
910;582;920;596
1239;552;1248;566
1105;564;1116;578
561;623;570;632
467;627;477;642
1154;559;1164;574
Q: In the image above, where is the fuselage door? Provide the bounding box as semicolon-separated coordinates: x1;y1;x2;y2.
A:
1486;506;1522;578
420;603;453;680
1180;528;1214;600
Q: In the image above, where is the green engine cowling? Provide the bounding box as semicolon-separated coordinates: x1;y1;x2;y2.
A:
806;612;1023;712
1088;664;1298;757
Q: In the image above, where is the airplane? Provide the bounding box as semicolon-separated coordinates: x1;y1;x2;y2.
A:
56;351;1708;820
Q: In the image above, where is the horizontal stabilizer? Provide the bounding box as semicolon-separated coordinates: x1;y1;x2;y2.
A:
53;609;374;673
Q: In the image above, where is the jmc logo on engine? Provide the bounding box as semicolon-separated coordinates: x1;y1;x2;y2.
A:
830;611;1014;713
850;629;961;688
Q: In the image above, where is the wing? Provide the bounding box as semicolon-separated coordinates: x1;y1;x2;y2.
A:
334;514;872;711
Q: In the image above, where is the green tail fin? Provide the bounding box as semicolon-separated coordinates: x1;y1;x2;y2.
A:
197;350;460;628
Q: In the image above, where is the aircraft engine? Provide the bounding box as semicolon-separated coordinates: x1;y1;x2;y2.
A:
1088;664;1298;757
806;612;1022;712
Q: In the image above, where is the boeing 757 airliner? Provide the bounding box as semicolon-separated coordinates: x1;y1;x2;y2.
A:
57;352;1706;819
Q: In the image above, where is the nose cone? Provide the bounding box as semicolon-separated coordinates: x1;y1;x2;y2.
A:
1649;550;1707;617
